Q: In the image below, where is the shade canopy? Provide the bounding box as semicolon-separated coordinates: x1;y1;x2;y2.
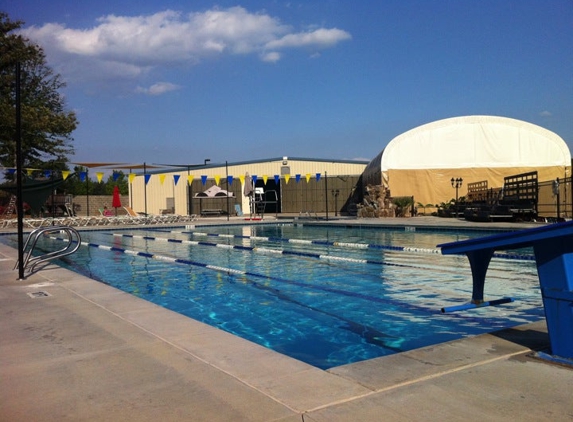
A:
0;177;68;216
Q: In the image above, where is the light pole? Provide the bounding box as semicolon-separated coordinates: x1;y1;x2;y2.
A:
331;189;340;216
451;177;463;218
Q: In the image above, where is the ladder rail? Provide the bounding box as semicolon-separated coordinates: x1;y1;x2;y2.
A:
14;226;82;273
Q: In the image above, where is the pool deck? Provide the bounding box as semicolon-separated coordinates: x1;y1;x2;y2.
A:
1;216;572;421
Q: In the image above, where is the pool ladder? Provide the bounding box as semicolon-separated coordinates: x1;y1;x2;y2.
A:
15;225;81;273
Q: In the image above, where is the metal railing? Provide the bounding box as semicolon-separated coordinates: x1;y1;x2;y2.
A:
15;225;81;273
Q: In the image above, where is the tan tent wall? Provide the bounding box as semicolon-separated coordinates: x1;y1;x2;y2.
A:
387;165;568;206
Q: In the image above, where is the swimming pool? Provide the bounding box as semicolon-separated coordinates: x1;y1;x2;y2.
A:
3;223;544;369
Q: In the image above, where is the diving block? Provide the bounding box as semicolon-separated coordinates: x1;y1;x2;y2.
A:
438;221;573;360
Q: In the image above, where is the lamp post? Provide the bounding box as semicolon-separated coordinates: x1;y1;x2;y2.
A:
451;177;463;218
331;189;340;216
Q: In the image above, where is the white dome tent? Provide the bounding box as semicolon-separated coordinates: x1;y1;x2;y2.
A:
362;116;571;206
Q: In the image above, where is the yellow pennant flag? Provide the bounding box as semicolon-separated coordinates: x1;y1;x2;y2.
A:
159;174;166;185
129;173;136;184
62;171;70;180
263;175;268;185
187;175;194;185
305;173;311;183
239;175;245;184
214;175;220;186
26;168;34;176
284;174;290;184
96;172;104;182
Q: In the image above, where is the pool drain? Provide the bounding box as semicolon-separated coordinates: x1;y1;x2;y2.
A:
27;291;51;298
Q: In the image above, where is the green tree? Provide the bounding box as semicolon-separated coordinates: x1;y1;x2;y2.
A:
0;12;77;173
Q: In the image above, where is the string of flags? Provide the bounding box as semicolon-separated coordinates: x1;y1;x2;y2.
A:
3;167;324;186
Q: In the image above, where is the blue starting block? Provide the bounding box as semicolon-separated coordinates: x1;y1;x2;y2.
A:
438;221;573;360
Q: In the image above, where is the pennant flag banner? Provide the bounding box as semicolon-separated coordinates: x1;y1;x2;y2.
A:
26;169;34;176
44;170;51;178
129;173;136;184
239;175;245;184
62;171;70;180
305;173;311;183
79;171;87;182
201;175;207;185
274;175;280;185
316;173;321;182
295;174;301;183
159;174;166;185
227;175;233;186
96;172;104;183
173;174;180;185
285;174;290;184
252;175;258;184
8;168;15;175
112;172;120;181
144;174;151;185
263;175;268;185
187;175;194;185
214;175;220;186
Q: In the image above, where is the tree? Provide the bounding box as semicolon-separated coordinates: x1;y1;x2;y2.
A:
392;196;414;217
0;12;77;174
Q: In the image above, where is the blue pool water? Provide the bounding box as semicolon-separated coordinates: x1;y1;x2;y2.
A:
3;223;544;369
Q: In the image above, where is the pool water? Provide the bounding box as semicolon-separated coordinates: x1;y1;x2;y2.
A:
4;224;544;369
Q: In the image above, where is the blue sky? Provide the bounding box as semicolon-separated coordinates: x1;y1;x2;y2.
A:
4;0;573;167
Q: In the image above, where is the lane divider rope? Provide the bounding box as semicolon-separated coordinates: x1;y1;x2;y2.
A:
162;229;534;261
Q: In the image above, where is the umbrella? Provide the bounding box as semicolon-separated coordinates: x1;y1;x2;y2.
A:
243;172;253;197
112;185;122;215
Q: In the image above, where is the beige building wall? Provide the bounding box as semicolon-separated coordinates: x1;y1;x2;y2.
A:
129;158;367;216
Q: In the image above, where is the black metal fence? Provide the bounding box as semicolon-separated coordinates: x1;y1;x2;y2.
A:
538;177;572;219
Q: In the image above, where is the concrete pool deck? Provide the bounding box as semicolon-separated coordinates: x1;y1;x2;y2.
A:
1;217;572;421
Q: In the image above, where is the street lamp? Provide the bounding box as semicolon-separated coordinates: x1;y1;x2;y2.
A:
331;189;340;216
451;177;463;218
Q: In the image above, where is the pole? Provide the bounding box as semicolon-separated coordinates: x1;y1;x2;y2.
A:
187;166;191;216
86;168;90;217
144;162;147;216
226;161;229;221
324;171;328;221
556;177;561;220
15;62;24;280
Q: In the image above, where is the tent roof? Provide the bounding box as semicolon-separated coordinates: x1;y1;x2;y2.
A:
380;115;570;171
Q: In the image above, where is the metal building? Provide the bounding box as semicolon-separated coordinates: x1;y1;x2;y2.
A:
128;157;368;217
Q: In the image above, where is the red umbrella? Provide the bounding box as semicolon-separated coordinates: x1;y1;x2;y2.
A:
112;185;122;215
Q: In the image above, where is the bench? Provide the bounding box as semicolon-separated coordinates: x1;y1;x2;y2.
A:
438;221;573;360
200;209;224;217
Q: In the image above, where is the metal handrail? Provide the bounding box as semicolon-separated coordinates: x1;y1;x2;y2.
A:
14;225;81;273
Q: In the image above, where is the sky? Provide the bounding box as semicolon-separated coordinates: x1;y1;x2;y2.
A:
3;0;573;168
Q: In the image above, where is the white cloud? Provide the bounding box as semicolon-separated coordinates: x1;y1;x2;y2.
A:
265;28;351;49
261;51;281;63
136;82;181;96
21;6;351;86
540;110;552;117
